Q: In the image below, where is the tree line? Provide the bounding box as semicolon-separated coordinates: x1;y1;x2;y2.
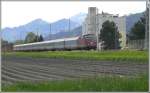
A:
14;32;44;44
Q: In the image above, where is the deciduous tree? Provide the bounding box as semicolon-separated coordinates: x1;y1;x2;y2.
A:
99;20;121;50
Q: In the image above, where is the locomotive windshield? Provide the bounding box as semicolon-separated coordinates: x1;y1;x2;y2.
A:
83;34;96;41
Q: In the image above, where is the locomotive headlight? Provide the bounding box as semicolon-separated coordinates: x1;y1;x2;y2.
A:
90;42;93;44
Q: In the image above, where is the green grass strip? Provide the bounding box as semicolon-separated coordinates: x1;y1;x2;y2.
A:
2;74;148;92
2;50;148;63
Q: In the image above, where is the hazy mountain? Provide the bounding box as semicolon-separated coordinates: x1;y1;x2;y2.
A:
44;26;82;40
70;12;87;25
126;12;144;34
2;12;144;43
50;18;79;34
2;19;50;42
2;16;83;42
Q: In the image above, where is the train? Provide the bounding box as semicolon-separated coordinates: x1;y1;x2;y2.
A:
13;34;97;51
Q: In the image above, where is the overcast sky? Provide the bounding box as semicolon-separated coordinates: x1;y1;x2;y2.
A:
2;1;146;29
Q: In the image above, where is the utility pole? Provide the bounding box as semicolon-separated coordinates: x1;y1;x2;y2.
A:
96;15;99;51
20;31;21;41
114;29;117;49
69;18;70;32
68;18;70;37
20;31;21;44
145;0;149;49
50;23;51;40
37;29;39;42
69;18;71;37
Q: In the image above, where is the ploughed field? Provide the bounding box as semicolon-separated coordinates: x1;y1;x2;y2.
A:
2;55;148;86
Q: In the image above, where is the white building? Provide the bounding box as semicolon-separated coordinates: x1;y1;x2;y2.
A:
82;7;126;50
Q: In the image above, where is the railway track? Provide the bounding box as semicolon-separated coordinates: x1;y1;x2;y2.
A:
2;56;148;86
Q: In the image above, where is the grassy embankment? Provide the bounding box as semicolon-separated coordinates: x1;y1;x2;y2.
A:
3;50;148;62
2;74;148;92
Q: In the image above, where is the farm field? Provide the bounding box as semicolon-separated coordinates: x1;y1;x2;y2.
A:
1;50;149;91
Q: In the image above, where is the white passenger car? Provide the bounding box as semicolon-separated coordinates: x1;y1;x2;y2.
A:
13;35;97;51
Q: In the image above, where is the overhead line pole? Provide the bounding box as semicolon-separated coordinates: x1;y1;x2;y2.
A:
69;18;70;37
96;15;99;51
145;0;149;49
115;28;117;49
50;23;51;40
37;28;39;42
69;18;70;32
20;31;21;44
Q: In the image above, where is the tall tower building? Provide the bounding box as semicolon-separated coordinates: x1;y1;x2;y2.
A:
82;7;126;50
82;7;98;36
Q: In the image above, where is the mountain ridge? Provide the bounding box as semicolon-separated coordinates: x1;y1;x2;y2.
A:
2;12;144;42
